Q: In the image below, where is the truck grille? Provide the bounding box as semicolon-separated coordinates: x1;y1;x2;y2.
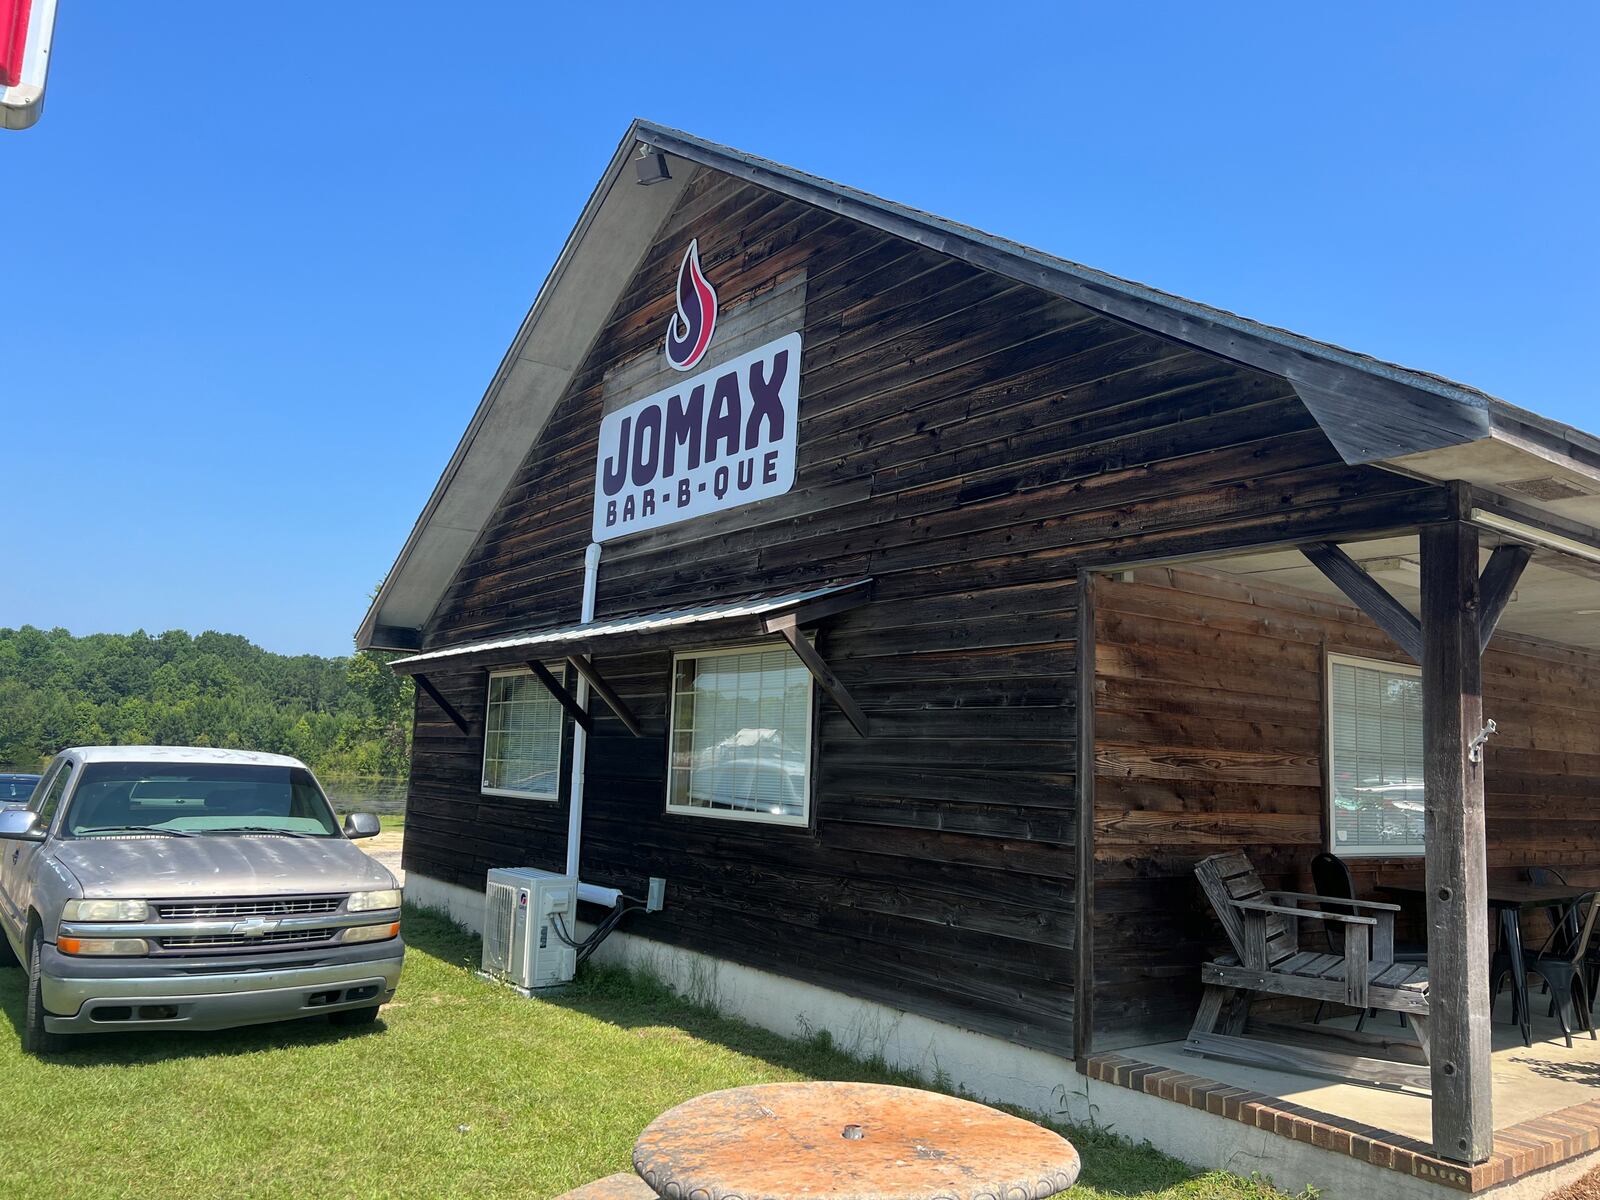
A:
155;896;345;920
156;928;335;950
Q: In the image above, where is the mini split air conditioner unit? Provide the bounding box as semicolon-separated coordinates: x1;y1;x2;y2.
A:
482;867;577;991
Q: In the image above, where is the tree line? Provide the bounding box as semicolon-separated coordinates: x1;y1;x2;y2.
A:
0;626;413;777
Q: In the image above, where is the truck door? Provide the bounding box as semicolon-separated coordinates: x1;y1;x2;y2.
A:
0;760;70;937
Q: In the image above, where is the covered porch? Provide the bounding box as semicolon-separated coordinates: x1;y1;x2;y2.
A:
1078;479;1600;1191
1087;999;1600;1193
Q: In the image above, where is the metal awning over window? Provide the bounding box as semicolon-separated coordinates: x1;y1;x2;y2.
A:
393;579;873;738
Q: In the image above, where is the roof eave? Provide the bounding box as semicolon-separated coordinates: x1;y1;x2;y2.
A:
356;120;684;652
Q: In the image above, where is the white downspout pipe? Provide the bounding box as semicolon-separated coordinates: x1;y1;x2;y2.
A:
568;542;619;905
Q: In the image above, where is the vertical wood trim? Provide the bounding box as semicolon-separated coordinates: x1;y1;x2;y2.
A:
1073;570;1097;1067
1319;640;1333;856
1420;520;1493;1164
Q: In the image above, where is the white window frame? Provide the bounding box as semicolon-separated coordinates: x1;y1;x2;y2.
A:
666;640;815;827
481;665;566;802
1325;651;1425;858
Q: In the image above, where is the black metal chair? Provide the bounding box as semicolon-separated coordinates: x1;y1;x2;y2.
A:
1527;867;1584;955
1310;853;1427;959
1310;852;1426;1028
1494;891;1600;1048
1523;867;1600;1006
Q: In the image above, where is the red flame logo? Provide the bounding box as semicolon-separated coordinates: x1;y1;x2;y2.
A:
664;239;718;371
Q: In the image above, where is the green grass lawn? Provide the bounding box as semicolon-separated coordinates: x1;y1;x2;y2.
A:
0;907;1303;1200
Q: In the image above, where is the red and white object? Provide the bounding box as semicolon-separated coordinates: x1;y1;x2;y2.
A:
1;0;57;130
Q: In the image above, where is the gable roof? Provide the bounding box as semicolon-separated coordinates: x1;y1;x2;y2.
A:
356;119;1600;652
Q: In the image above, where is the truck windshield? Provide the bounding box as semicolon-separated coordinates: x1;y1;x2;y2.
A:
64;763;342;838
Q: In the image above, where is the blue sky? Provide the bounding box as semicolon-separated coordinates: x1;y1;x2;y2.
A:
2;3;1595;657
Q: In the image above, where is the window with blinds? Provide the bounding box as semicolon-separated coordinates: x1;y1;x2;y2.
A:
482;668;564;800
667;643;813;825
1327;653;1425;856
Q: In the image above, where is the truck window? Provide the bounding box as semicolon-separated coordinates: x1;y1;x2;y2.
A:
32;762;73;828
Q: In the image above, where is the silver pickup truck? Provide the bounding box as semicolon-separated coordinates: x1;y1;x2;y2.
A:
0;746;405;1054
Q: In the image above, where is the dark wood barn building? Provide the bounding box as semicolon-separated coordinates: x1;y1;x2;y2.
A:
360;123;1600;1195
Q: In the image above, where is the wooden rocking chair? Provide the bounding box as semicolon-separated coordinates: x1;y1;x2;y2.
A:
1187;851;1432;1090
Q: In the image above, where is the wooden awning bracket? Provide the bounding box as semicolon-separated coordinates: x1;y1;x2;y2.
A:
1301;541;1424;662
1301;539;1532;662
566;655;644;737
763;612;871;737
526;661;595;735
1476;543;1532;654
414;673;472;736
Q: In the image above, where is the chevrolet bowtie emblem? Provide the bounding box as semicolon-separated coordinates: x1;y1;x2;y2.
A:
231;918;278;937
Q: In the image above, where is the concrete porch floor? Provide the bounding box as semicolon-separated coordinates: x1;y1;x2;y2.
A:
1086;991;1600;1195
1126;992;1600;1144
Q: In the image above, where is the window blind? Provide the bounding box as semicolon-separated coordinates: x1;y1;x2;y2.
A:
1328;656;1425;855
483;671;563;798
669;645;812;823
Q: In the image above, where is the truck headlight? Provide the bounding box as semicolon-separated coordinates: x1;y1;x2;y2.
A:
342;922;400;944
58;936;149;956
62;899;150;922
347;889;402;913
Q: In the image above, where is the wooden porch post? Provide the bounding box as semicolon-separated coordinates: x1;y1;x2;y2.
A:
1420;519;1493;1164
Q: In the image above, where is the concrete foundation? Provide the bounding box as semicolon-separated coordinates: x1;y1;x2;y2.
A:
404;870;1600;1199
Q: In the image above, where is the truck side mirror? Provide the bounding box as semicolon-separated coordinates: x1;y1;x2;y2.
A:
344;812;381;840
0;809;46;842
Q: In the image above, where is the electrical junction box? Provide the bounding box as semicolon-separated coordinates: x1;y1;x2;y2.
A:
482;867;577;991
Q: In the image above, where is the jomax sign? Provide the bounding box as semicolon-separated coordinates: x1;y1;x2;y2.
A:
592;241;802;542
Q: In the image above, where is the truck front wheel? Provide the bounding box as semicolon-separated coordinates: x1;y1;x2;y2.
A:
24;931;68;1055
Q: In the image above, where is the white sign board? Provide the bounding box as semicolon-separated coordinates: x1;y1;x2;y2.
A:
592;331;802;542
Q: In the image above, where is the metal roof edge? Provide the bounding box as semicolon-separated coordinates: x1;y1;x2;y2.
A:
391;578;873;672
1487;398;1600;480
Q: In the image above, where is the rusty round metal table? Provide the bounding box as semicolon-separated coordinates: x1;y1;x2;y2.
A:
630;1081;1081;1200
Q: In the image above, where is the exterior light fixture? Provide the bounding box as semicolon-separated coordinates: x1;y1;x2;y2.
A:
1471;509;1600;567
635;145;671;185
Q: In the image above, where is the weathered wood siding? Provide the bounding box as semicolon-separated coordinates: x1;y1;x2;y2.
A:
1092;565;1600;1048
404;165;1444;1055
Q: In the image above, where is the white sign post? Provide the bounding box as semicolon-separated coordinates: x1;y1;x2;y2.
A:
592;332;802;542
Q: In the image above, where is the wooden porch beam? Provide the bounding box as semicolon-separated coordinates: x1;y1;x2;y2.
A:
1420;520;1494;1164
763;613;871;737
565;655;643;737
525;661;594;735
1477;543;1532;655
1301;541;1424;662
414;674;471;736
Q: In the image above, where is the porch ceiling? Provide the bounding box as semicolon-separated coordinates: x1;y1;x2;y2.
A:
1200;533;1600;653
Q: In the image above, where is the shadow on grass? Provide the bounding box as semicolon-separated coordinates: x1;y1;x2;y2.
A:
401;906;1241;1198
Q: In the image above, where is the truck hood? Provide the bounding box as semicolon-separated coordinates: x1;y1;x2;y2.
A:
51;835;397;899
